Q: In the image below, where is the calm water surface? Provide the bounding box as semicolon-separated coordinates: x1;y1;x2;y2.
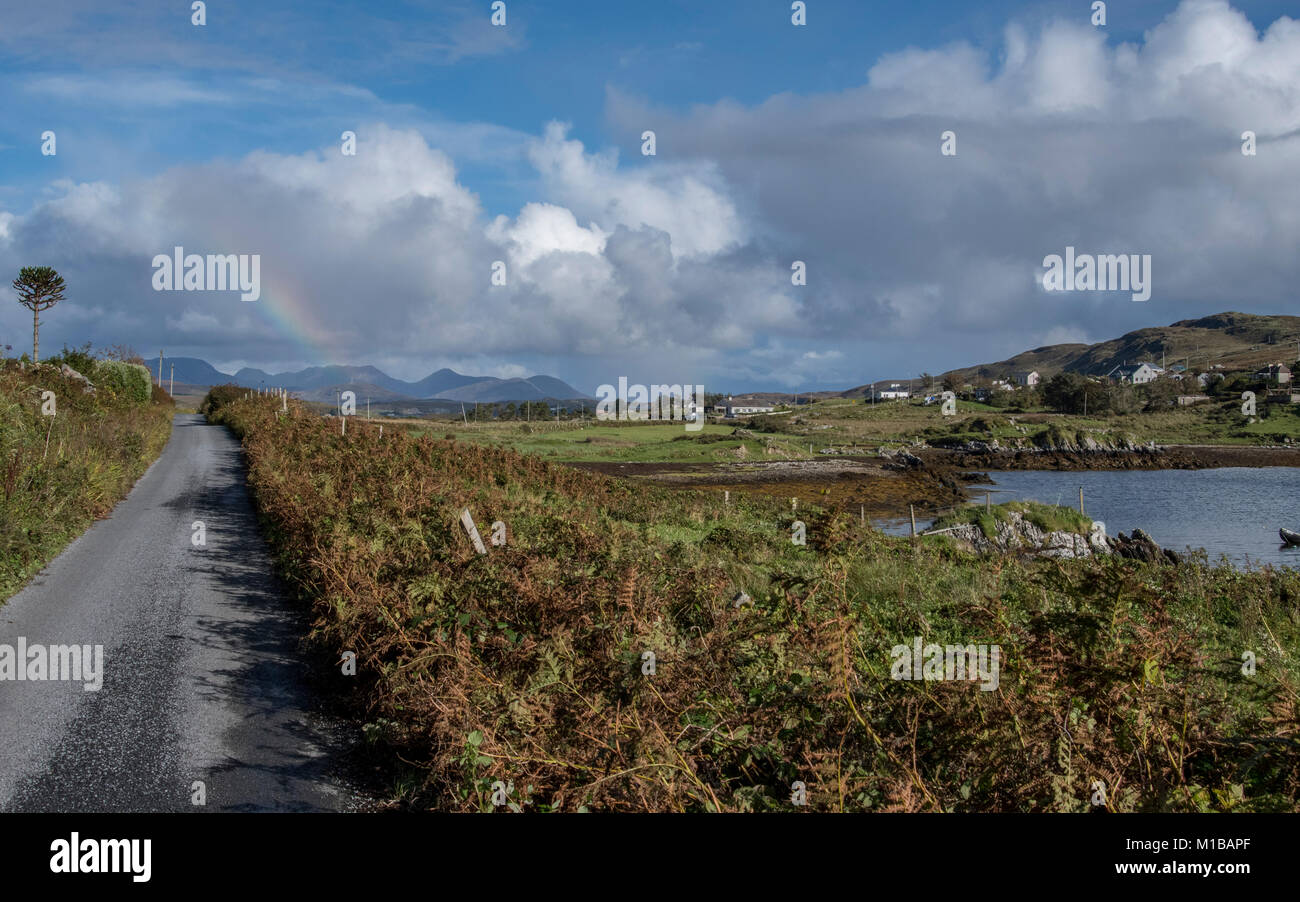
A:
878;467;1300;569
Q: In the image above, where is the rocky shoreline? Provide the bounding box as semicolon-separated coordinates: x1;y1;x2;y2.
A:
564;441;1300;561
928;511;1180;563
919;442;1300;472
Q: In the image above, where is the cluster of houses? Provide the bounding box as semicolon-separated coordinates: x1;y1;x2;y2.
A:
709;361;1296;419
1107;360;1296;407
868;372;1042;403
1106;360;1291;387
957;360;1294;395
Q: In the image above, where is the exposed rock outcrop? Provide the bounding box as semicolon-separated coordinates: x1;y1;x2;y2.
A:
931;431;1153;455
1109;528;1181;565
934;511;1096;559
59;363;96;394
932;512;1176;562
879;448;924;469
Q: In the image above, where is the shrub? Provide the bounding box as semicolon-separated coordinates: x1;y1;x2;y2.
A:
49;342;98;377
93;360;152;403
1031;424;1070;449
199;383;246;416
967;416;1006;434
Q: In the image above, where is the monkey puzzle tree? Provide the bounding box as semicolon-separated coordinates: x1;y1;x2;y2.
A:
12;266;66;364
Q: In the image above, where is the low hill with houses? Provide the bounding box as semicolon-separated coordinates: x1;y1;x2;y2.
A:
935;312;1300;387
718;312;1299;408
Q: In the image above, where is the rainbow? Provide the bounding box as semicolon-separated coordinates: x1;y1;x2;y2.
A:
254;272;340;365
190;220;342;366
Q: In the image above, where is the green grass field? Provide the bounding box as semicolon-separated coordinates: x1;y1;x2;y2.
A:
792;397;1300;448
420;420;815;462
396;394;1300;466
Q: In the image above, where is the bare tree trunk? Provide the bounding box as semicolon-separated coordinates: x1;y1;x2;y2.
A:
32;308;39;364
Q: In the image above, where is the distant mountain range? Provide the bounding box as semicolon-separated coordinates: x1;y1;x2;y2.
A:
164;358;590;404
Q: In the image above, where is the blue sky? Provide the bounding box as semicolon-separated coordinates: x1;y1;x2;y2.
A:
1;0;1195;213
2;0;1299;393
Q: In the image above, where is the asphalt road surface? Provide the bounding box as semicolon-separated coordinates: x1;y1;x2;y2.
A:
0;414;369;812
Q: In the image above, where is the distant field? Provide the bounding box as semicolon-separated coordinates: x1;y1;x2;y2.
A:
411;420;815;463
388;394;1300;465
790;397;1300;447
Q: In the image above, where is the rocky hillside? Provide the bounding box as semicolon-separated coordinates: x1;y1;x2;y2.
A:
937;312;1300;386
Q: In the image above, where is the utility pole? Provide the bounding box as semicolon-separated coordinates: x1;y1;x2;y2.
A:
157;350;163;386
169;364;174;397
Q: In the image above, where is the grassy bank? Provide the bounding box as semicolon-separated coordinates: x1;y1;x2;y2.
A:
0;358;173;600
208;391;1300;812
416;419;812;463
788;398;1300;449
384;396;1300;468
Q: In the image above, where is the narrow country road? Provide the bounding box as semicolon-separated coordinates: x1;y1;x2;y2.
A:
0;414;369;812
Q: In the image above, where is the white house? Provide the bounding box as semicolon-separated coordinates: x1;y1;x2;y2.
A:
1108;362;1164;385
720;399;776;418
1258;363;1293;384
1012;370;1040;387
